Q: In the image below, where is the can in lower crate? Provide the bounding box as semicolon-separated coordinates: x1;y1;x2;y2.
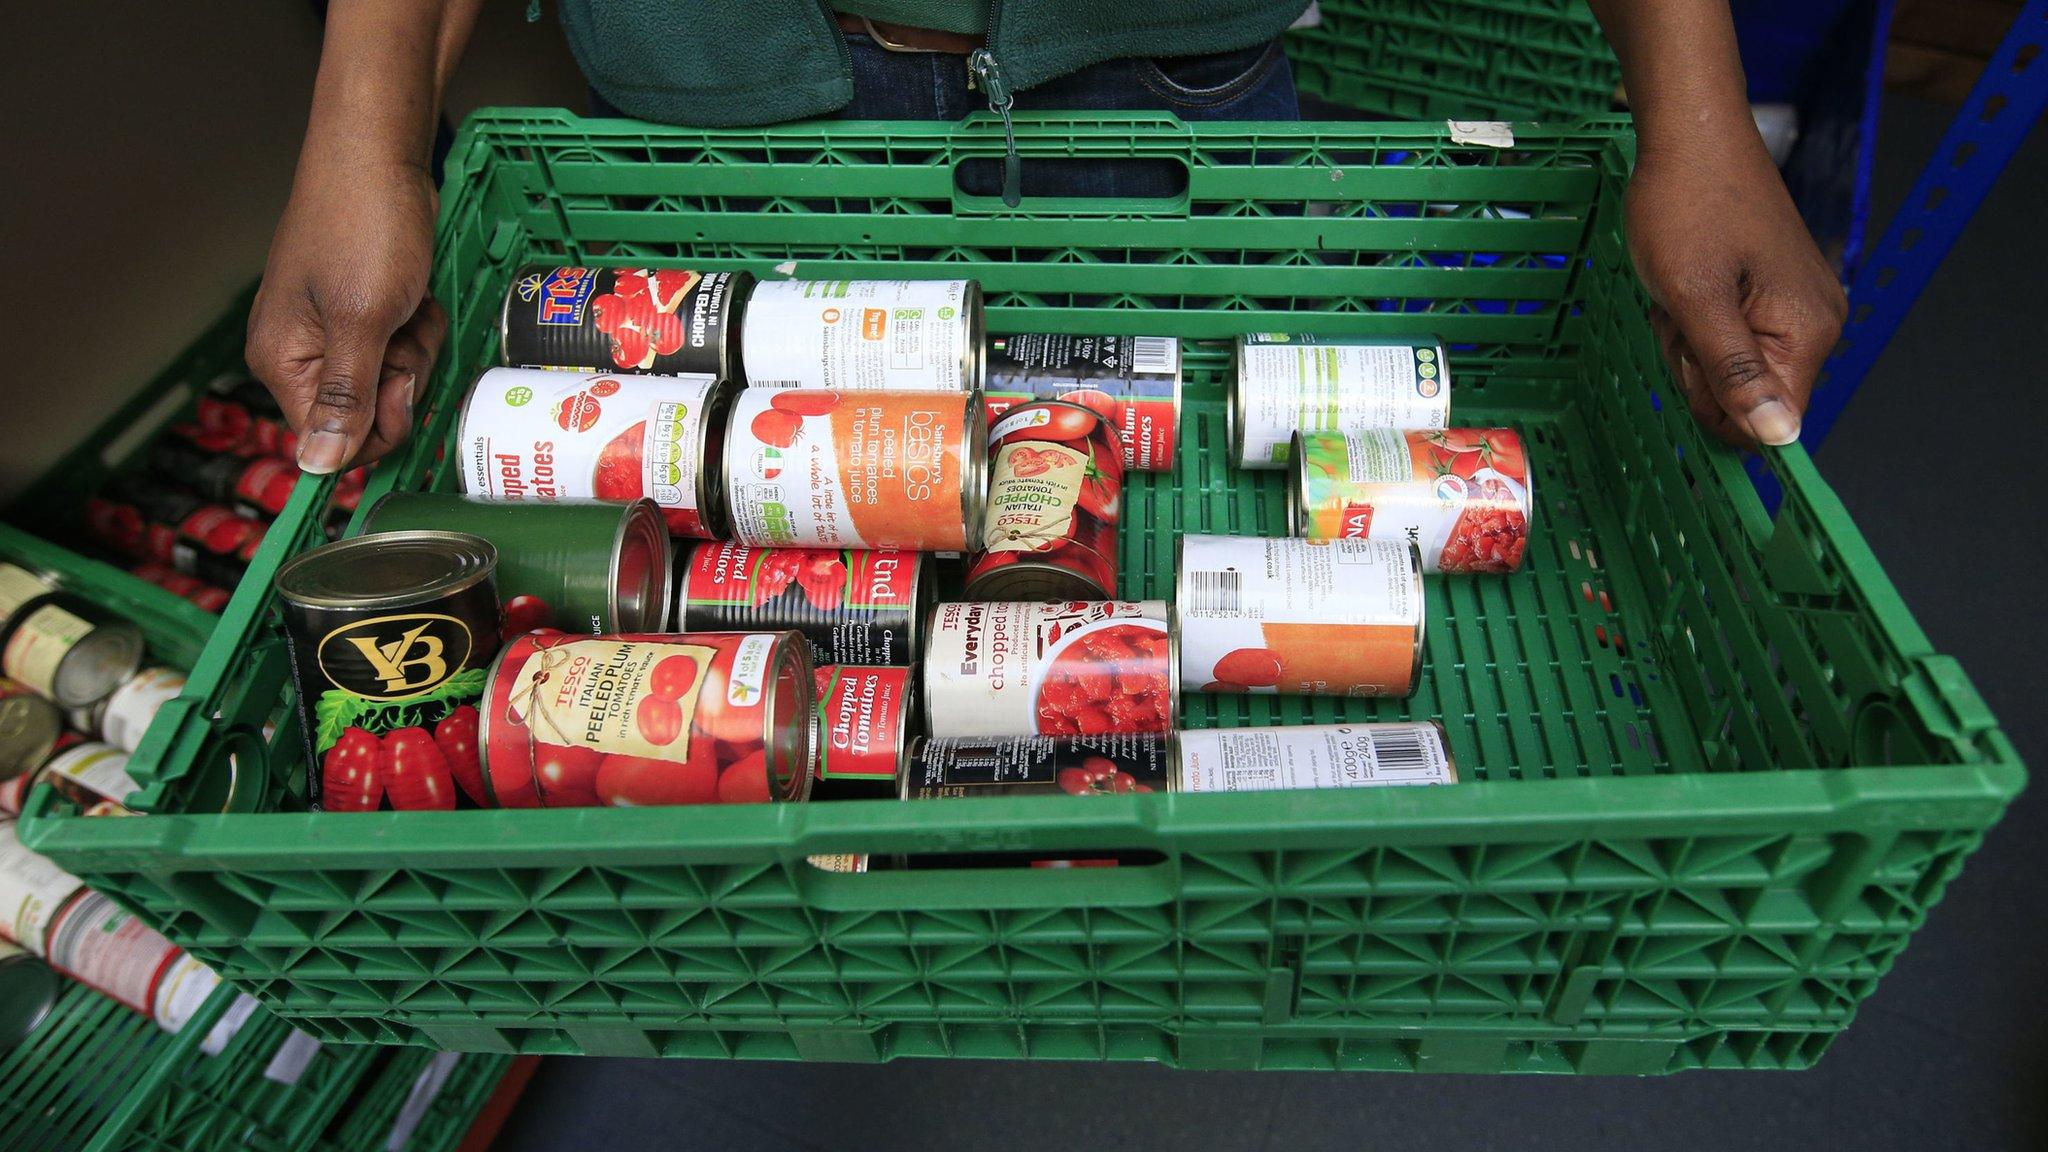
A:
982;334;1182;472
44;890;180;1016
478;631;813;808
0;678;61;783
40;741;140;812
500;265;751;378
723;389;986;551
966;401;1124;602
457;367;731;538
741;279;983;391
902;733;1174;798
1230;334;1451;469
1289;429;1534;573
0;817;85;955
809;665;913;801
0;938;57;1048
1177;722;1456;792
675;542;928;665
922;601;1176;738
0;566;145;710
1176;535;1424;698
364;493;673;634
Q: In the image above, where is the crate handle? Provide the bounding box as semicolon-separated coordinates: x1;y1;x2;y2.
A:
949;111;1195;217
798;852;1178;911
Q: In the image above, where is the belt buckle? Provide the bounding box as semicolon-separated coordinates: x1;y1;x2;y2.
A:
860;16;941;53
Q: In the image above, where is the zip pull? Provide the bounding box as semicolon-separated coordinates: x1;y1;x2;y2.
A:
526;0;541;22
967;49;1021;207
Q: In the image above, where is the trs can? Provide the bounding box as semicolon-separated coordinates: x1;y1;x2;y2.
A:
44;890;181;1016
0;678;61;784
457;367;731;539
676;542;928;666
903;733;1173;798
1177;722;1457;792
1176;535;1424;698
274;531;501;811
809;665;914;801
479;631;813;808
982;334;1182;472
922;601;1176;738
724;389;986;551
740;279;983;391
0;564;145;710
365;493;673;634
1290;429;1534;574
500;265;752;379
0;818;85;955
966;401;1124;602
1230;334;1451;469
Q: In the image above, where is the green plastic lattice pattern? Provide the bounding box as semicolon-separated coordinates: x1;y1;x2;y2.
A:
20;112;2022;1074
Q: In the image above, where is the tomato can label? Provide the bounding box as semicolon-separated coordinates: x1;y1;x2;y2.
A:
812;666;911;788
982;335;1180;471
42;741;138;808
0;676;61;779
966;402;1123;602
0;820;83;955
1232;334;1450;468
480;631;813;808
905;734;1172;798
1292;429;1533;573
806;854;869;873
3;605;93;700
923;601;1175;738
742;279;981;391
46;890;179;1015
677;542;926;665
724;389;985;551
458;367;728;538
99;667;186;754
1177;723;1455;792
501;266;750;377
1177;535;1423;698
0;564;52;626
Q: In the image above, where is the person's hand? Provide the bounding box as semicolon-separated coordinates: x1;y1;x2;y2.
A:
1625;130;1846;447
246;154;445;474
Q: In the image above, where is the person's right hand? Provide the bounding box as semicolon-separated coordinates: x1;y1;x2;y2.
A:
246;154;445;474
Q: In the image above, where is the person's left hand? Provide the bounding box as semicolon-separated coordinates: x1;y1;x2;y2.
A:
1624;128;1847;447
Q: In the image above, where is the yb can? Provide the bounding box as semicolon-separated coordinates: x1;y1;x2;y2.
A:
676;542;928;665
810;666;913;800
741;279;983;391
0;678;61;784
0;564;145;709
274;532;500;811
1177;723;1456;792
457;367;731;538
1176;535;1423;698
479;631;813;808
501;265;751;378
365;493;673;634
966;401;1123;601
724;389;986;551
903;733;1173;798
1231;334;1450;469
982;334;1182;472
1290;429;1534;574
922;601;1176;738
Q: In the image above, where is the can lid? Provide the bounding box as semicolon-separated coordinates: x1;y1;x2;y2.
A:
765;634;815;803
959;393;990;544
51;615;145;711
275;531;497;610
611;501;671;633
0;953;58;1051
0;695;61;779
964;561;1104;603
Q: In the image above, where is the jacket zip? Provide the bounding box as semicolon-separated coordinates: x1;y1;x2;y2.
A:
966;0;1021;206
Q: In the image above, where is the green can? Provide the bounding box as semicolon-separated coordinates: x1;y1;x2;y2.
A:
0;940;57;1051
363;494;672;634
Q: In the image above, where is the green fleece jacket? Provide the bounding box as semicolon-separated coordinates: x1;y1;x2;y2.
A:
556;0;1305;127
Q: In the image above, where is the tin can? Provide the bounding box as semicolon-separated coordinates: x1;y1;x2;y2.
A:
147;438;300;517
87;477;265;587
966;401;1123;602
983;334;1182;472
364;493;672;635
922;601;1176;738
175;387;297;460
0;678;61;783
0;939;57;1050
0;586;145;712
902;733;1174;798
44;890;181;1016
806;854;869;873
40;741;139;811
674;542;929;666
0;818;85;955
1230;334;1451;469
1176;535;1424;698
809;666;913;801
90;666;187;755
0;733;81;818
478;631;813;808
500;265;752;378
1177;722;1457;792
274;531;501;811
1289;429;1534;574
456;367;732;539
724;389;986;551
127;563;231;614
150;955;245;1046
740;279;983;391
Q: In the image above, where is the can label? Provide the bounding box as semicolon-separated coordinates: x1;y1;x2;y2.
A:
743;280;975;391
1177;724;1455;792
968;403;1123;600
503;266;745;376
0;564;51;623
679;543;921;665
1235;334;1449;467
907;734;1172;798
923;601;1173;737
1297;430;1532;573
99;667;186;754
483;632;806;808
725;389;976;550
1178;536;1422;697
43;741;137;808
128;563;231;614
46;891;179;1015
813;666;910;782
806;854;869;873
460;367;724;538
982;335;1180;471
3;605;93;700
0;820;84;955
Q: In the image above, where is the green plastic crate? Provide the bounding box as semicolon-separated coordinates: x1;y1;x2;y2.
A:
1285;0;1621;121
21;112;2022;1074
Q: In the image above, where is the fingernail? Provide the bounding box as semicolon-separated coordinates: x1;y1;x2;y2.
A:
1748;401;1800;446
401;374;417;416
297;427;350;474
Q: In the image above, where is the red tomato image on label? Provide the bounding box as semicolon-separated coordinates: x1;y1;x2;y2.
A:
587;377;621;398
1007;404;1101;443
750;407;803;448
794;554;847;609
649;654;700;701
383;727;457;811
716;749;773;803
768;391;841;416
501;594;552;639
1034;623;1171;735
1213;647;1283;688
593;421;645;501
321;726;385;812
595;750;718;807
636;696;684;745
534;742;602;806
554;391;603;433
1055;756;1153;795
433;705;489;807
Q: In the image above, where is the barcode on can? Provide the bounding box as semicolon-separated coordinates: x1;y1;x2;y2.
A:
1176;723;1455;792
1131;337;1178;375
1364;725;1433;777
1181;570;1245;617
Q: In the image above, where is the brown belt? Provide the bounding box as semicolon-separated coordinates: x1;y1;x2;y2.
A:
834;13;982;55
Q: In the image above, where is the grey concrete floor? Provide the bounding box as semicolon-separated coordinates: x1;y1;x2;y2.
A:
493;95;2047;1152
